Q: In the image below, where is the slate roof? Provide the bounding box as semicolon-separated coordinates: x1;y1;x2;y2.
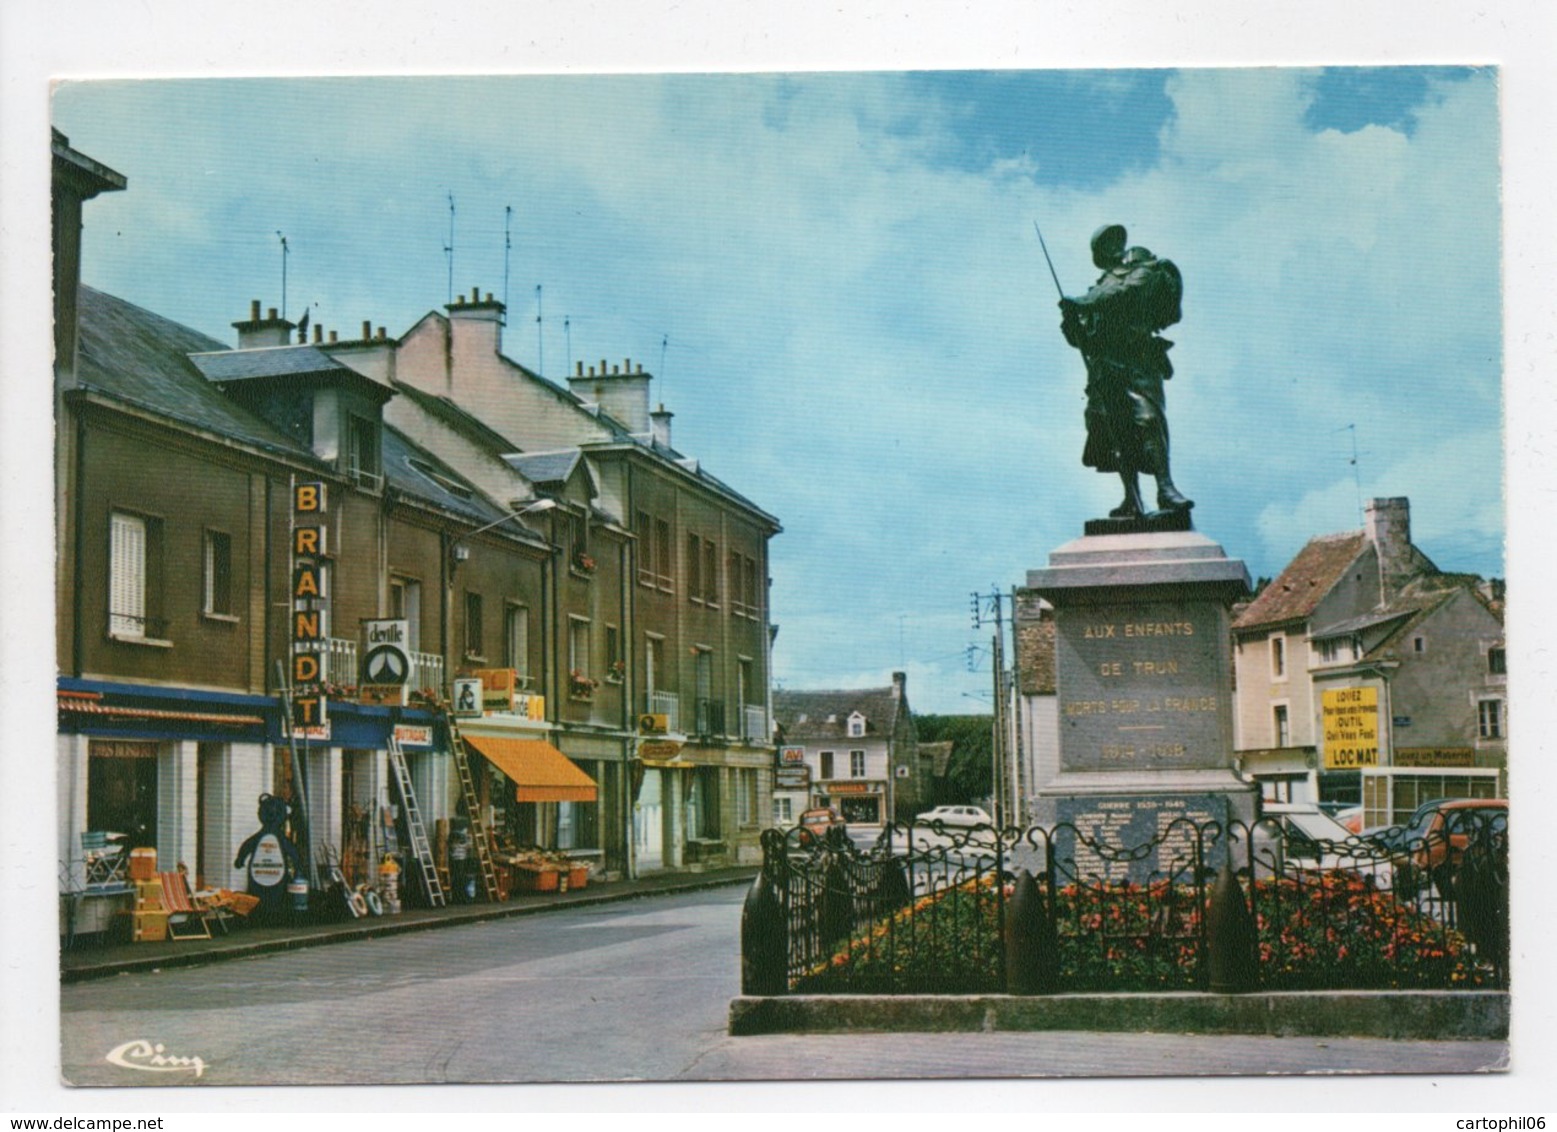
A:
1232;531;1369;631
190;345;356;382
507;450;584;487
75;286;310;458
772;686;903;740
383;427;515;529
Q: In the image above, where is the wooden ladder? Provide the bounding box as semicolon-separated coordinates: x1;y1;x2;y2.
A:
446;711;501;903
387;734;446;908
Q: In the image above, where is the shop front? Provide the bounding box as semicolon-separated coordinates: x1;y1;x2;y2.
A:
821;780;886;826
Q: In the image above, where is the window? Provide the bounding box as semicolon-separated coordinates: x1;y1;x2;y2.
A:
505;604;529;683
346;415;381;481
646;634;666;696
109;511;164;640
389;577;421;652
1478;698;1503;740
88;740;159;845
1489;647;1506;675
1273;704;1290;747
850;750;866;778
703;538;719;606
605;624;622;682
729;552;762;619
819;750;835;779
1413;635;1426;654
687;767;720;838
563;510;593;575
656;520;672;589
773;796;793;826
569;617;592;688
202;529;234;618
847;713;865;738
464;592;485;659
687;533;702;603
1270;634;1286;679
635;511;654;586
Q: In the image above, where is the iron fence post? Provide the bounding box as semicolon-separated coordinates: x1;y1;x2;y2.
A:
1004;868;1058;995
740;867;788;996
1206;863;1258;994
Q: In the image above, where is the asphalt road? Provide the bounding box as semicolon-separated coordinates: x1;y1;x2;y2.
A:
59;885;1507;1089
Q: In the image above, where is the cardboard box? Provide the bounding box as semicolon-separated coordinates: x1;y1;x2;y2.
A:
134;880;165;911
128;847;158;882
122;909;169;943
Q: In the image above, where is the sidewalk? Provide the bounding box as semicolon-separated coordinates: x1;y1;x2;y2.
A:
61;865;758;983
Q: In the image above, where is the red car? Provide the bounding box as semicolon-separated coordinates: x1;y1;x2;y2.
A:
796;806;846;846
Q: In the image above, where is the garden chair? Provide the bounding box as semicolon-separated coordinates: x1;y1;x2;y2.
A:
158;869;213;940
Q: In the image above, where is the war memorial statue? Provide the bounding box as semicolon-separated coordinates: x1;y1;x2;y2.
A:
1056;223;1193;522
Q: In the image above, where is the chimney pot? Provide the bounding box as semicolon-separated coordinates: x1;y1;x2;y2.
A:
485;292;494;303
377;327;386;340
600;359;607;374
576;361;584;377
612;364;620;375
250;300;261;320
329;330;338;343
268;307;278;320
472;282;479;303
313;324;322;343
362;320;372;340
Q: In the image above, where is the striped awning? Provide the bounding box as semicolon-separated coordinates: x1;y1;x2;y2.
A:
59;692;265;728
462;734;598;803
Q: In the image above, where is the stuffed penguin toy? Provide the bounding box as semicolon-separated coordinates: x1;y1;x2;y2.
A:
233;793;304;923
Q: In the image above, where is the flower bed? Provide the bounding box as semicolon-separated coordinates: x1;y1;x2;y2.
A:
796;872;1492;994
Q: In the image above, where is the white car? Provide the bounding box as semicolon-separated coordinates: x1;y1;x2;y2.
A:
916;805;994;828
1251;802;1394;891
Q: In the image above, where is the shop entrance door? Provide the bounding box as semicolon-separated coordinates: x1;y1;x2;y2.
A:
634;768;664;871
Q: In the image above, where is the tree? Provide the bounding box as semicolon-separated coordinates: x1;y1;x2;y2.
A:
915;714;994;806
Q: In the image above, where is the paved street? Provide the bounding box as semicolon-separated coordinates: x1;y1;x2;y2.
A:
61;885;1507;1088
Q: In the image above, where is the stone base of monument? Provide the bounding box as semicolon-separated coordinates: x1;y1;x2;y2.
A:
1027;527;1259;880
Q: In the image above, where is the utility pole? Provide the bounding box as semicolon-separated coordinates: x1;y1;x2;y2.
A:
971;586;1018;824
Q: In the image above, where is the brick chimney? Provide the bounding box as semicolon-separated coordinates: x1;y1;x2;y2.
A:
232;300;295;349
568;358;652;434
1365;497;1415;599
891;671;907;699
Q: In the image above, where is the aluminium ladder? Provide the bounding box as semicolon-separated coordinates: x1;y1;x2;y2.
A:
387;734;446;908
445;710;501;903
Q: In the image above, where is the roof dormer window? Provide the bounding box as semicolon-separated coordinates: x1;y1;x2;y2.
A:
847;712;866;738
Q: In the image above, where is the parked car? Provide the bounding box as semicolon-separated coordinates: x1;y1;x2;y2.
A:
795;806;846;846
915;805;994;828
1251;802;1393;891
1406;798;1507;894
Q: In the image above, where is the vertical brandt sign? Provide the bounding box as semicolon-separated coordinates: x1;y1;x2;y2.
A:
291;481;330;729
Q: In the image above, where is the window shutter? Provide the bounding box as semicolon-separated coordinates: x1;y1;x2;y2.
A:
110;513;146;637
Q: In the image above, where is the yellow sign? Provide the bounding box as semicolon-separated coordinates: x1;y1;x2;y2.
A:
638;713;669;734
639;740;683;761
1322;686;1379;769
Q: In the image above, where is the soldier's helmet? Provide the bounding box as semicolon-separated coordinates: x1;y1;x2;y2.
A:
1091;224;1127;269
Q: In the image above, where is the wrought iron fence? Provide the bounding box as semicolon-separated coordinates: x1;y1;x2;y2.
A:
742;808;1508;997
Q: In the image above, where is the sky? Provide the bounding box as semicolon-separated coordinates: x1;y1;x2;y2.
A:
49;67;1504;715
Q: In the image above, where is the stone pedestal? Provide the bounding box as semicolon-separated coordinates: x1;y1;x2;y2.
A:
1027;527;1257;881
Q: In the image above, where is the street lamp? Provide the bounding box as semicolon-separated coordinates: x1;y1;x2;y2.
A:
448;498;557;568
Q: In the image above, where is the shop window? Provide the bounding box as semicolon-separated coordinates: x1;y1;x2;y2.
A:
850;750;867;778
819;750;835;780
87;740;159;847
686;767;721;838
1478;698;1503;739
202;529;234;618
109;510;166;641
464;591;485;660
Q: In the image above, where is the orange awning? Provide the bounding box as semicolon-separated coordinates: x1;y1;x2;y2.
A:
462;734;598;803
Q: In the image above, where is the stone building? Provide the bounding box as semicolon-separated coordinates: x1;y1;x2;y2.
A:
1231;497;1505;824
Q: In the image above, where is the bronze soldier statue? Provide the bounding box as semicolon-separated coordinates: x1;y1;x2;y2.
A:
1059;224;1193;520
